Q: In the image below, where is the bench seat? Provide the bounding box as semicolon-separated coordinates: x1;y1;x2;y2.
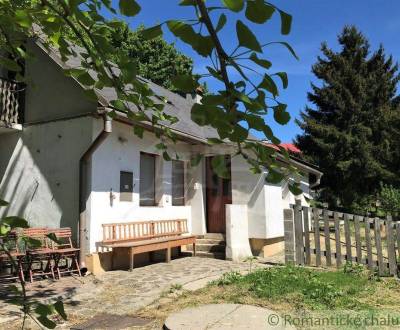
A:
98;220;196;271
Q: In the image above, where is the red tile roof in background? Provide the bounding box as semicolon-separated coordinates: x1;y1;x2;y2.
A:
263;142;301;154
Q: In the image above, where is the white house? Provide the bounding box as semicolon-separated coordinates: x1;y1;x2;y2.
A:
0;37;322;265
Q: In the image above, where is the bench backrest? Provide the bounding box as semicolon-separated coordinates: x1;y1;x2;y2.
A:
22;227;50;250
102;219;188;244
48;227;74;249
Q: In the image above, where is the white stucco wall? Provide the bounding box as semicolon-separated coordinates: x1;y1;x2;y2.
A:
229;155;312;241
87;119;201;252
0;117;93;234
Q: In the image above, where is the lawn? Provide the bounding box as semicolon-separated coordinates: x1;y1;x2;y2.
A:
138;264;400;329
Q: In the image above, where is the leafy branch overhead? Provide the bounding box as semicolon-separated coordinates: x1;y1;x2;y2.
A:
1;0;301;192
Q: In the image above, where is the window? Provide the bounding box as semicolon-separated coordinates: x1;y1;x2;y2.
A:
172;160;185;206
140;152;156;206
120;171;133;202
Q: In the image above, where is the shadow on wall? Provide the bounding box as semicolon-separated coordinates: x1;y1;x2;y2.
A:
0;120;90;234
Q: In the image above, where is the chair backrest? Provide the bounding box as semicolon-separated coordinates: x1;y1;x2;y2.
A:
48;227;74;249
0;231;20;254
22;228;49;250
102;219;188;244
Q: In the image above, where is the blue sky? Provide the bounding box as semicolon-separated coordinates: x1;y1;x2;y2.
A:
114;0;400;142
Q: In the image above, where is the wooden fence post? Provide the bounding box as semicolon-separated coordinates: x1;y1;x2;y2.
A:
386;216;397;276
313;208;321;267
284;208;295;264
344;214;352;262
354;216;362;263
294;200;304;265
303;206;311;265
364;217;374;270
374;218;385;276
334;212;342;267
323;209;332;266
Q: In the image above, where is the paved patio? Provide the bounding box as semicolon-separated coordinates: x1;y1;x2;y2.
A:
1;257;269;329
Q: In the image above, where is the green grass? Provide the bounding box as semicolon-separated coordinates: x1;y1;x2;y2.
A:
211;264;378;310
140;264;400;330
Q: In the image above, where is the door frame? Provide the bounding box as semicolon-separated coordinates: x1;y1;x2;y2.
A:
205;155;232;233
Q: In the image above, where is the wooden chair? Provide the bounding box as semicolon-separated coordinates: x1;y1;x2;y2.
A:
49;228;81;278
0;232;25;282
23;228;55;282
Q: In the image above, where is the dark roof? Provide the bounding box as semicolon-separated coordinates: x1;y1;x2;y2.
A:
33;36;322;175
35;37;219;142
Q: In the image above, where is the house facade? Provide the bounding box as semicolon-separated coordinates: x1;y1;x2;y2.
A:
0;38;322;264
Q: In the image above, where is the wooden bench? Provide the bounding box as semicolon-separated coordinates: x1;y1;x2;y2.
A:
98;219;196;271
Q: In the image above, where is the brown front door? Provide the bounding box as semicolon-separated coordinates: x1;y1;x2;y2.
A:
206;156;232;233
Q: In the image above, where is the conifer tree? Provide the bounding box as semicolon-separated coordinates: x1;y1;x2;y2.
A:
296;26;400;211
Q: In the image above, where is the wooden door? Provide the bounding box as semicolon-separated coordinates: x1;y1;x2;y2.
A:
206;156;232;233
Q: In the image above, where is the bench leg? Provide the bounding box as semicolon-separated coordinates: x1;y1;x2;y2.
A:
192;243;196;257
166;247;171;263
111;248;115;271
129;248;134;272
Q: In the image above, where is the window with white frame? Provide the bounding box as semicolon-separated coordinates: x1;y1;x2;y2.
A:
172;160;185;206
140;152;156;206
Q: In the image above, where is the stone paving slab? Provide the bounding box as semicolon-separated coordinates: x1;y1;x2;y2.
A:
164;304;295;330
65;257;267;319
1;257;269;328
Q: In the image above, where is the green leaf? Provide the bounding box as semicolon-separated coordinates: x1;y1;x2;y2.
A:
167;20;214;57
274;72;288;89
83;89;98;102
162;151;171;161
35;303;53;316
119;0;141;16
46;233;62;245
272;42;298;60
266;170;285;184
155;143;167;150
0;58;21;72
259;74;278;97
1;217;28;229
249;53;272;69
273;103;290;125
22;236;42;248
245;0;275;24
71;71;95;87
0;199;9;207
190;154;202;167
141;25;163;40
54;301;67;320
222;0;244;12
0;224;10;236
37;316;56;329
207;138;224;145
236;20;262;53
289;183;302;196
179;0;196;5
171;75;198;92
167;20;196;44
211;155;230;179
133;125;144;138
279;10;292;35
15;10;32;28
216;14;227;32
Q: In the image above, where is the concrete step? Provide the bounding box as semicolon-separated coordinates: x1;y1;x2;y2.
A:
187;243;225;253
196;239;226;245
188;251;226;260
202;233;226;240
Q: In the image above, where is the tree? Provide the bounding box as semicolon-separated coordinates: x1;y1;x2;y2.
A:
63;23;195;92
296;26;400;211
